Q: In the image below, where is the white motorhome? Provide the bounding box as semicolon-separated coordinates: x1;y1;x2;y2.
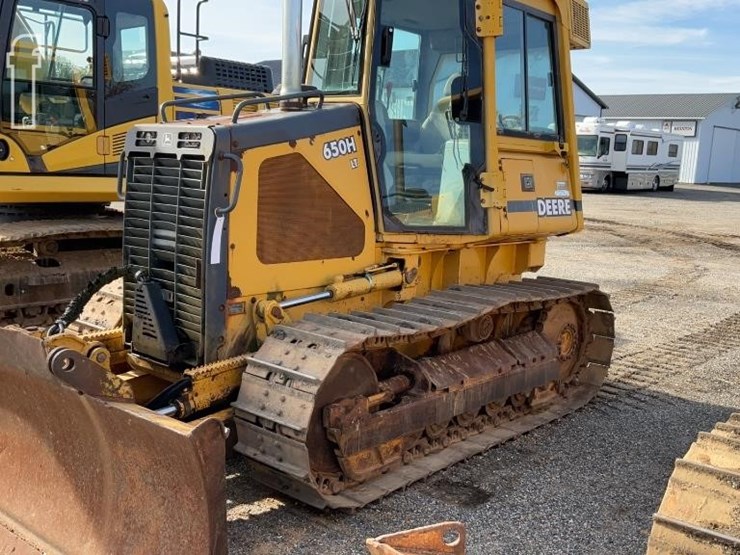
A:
576;118;683;192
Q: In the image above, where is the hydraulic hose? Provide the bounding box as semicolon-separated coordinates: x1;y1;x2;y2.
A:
47;266;136;337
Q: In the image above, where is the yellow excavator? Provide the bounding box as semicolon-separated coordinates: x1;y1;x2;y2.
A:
0;0;273;328
0;0;617;553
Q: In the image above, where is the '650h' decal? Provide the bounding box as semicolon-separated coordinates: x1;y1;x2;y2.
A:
323;136;358;160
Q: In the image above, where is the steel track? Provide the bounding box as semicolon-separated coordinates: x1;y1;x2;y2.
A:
232;277;614;509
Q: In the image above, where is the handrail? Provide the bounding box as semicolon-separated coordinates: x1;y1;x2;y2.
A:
231;90;325;123
116;150;127;200
159;91;267;123
215;152;244;217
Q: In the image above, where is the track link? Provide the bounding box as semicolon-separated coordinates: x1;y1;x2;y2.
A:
233;277;615;509
647;414;740;554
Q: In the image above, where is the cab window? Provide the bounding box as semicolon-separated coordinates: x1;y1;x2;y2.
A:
308;0;366;94
1;0;97;156
373;0;480;231
495;5;559;138
380;29;420;120
112;12;151;84
598;136;610;157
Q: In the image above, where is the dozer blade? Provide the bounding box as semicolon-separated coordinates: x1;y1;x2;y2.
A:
0;327;227;554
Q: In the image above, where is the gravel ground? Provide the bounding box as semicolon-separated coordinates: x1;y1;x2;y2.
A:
225;183;740;555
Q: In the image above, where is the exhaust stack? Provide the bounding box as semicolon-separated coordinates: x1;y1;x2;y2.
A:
281;0;303;100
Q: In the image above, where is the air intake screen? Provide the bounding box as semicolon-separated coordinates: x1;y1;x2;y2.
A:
257;153;365;264
569;0;591;50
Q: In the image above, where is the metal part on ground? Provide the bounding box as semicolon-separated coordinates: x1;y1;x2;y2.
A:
366;522;466;555
0;327;227;555
0;214;123;328
647;413;740;555
233;277;614;509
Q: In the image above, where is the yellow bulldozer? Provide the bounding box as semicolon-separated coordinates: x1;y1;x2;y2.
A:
0;0;274;328
1;0;619;552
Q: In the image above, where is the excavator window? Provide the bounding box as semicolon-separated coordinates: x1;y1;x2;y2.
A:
1;0;97;156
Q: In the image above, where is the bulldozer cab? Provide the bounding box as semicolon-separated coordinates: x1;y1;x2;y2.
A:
306;0;585;241
0;0;158;172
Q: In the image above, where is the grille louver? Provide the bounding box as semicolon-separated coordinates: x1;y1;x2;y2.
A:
123;154;208;364
569;0;591;50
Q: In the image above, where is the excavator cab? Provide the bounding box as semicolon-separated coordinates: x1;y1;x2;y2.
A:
0;0;164;177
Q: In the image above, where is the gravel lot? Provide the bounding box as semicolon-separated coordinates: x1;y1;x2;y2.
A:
225;183;740;555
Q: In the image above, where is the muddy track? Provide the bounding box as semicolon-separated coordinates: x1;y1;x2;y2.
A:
594;311;740;410
586;218;740;254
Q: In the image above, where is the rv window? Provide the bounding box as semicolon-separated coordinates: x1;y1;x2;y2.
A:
631;140;644;155
668;144;679;158
598;137;610;157
647;141;658;156
614;134;627;152
577;135;598;156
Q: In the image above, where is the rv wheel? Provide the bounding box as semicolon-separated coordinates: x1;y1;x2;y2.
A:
651;176;660;191
599;175;611;193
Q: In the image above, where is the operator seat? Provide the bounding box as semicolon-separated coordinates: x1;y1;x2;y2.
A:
419;73;461;154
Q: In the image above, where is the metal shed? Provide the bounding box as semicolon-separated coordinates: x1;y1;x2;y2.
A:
600;93;740;184
573;75;608;121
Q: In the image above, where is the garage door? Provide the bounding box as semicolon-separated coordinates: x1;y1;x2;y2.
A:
708;127;740;183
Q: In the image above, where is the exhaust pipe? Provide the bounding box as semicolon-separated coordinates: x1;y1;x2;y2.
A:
281;0;303;107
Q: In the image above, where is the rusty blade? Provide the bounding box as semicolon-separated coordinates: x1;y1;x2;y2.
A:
0;327;227;555
366;522;466;555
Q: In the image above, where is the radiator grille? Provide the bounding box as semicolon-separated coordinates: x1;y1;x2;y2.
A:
123;154;208;363
111;132;127;156
569;0;591;50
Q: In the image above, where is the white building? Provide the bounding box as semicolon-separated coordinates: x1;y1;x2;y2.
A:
573;75;607;121
600;93;740;184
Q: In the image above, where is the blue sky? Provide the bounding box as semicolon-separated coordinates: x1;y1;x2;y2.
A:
168;0;740;95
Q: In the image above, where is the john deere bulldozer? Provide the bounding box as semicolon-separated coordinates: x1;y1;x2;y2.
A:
1;0;617;552
0;0;273;328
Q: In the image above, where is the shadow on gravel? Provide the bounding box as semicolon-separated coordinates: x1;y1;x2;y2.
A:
224;392;736;555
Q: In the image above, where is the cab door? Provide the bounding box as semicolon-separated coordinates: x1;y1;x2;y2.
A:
102;0;158;173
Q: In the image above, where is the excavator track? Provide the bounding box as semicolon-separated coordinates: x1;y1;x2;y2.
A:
647;414;740;555
0;215;122;328
233;277;615;509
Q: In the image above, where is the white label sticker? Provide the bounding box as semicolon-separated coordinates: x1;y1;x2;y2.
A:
210;215;225;265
